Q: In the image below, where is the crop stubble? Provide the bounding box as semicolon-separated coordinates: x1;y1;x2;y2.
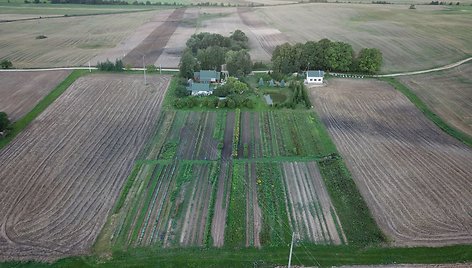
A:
0;74;170;261
310;79;472;246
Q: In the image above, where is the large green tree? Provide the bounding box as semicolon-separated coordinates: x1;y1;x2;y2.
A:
226;50;252;77
179;50;198;79
197;46;227;71
356;48;383;74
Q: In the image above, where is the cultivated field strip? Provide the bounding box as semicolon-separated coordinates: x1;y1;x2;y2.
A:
140;111;223;161
310;79;472;246
108;110;346;249
0;74;170;261
112;162;218;248
123;8;186;67
0;70;70;121
236;111;335;158
282;162;346;244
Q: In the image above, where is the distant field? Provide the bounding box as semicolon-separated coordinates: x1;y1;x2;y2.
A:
0;11;160;68
399;62;472;137
0;70;70;121
253;3;472;73
0;74;170;262
0;3;155;16
310;79;472;246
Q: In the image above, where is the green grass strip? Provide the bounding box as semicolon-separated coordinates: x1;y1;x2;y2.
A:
0;69;87;150
7;244;471;267
383;77;472;147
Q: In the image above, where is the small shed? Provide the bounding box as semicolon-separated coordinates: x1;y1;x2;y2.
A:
189;83;212;96
194;70;221;83
306;70;324;84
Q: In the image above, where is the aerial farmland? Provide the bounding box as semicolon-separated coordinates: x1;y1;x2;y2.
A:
0;0;471;267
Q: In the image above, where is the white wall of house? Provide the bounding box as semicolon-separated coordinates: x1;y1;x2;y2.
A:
306;76;323;84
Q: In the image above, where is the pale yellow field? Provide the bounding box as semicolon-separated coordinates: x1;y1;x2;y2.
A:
0;11;158;68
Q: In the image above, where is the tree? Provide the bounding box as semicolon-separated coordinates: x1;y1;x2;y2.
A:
225;50;252;77
0;60;12;69
0;112;10;132
356;48;383;74
280;79;285;88
197;46;226;71
179;50;198;79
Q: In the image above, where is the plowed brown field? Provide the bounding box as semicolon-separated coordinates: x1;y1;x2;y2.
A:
0;70;70;121
0;74;170;261
310;79;472;246
399;62;472;137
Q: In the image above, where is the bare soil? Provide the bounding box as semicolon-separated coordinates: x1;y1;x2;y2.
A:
123;8;186;67
0;70;70;121
399;62;472;137
0;74;170;261
310;79;472;246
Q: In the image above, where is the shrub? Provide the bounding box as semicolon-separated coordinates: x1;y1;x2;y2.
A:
0;60;13;69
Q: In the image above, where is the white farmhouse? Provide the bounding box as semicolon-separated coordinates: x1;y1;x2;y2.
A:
306;70;324;84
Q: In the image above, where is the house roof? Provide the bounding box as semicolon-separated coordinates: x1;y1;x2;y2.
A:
190;83;211;92
195;70;221;82
307;70;324;78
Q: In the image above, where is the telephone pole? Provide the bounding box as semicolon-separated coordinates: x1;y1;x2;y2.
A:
288;232;295;268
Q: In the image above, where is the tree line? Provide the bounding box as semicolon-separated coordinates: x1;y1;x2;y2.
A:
271;39;383;74
179;30;252;78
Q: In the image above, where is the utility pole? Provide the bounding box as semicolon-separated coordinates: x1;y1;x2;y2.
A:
288;232;295;268
142;55;147;85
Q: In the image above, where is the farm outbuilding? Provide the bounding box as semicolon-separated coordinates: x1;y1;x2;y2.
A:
194;70;221;83
306;70;324;84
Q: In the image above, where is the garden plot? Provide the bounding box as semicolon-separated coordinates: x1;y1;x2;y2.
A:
0;70;70;121
0;74;170;261
282;161;346;244
310;79;472;246
110;162;219;248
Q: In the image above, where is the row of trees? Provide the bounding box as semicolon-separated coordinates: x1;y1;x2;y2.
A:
96;59;124;72
179;31;253;78
271;39;383;74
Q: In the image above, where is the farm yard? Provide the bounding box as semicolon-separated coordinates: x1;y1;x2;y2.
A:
399;62;472;137
0;74;170;261
0;70;70;121
309;79;472;246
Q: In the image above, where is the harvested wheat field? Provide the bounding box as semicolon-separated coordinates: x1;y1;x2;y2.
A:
0;11;157;68
0;74;170;261
310;79;472;246
0;70;70;121
399;62;472;137
254;3;472;73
